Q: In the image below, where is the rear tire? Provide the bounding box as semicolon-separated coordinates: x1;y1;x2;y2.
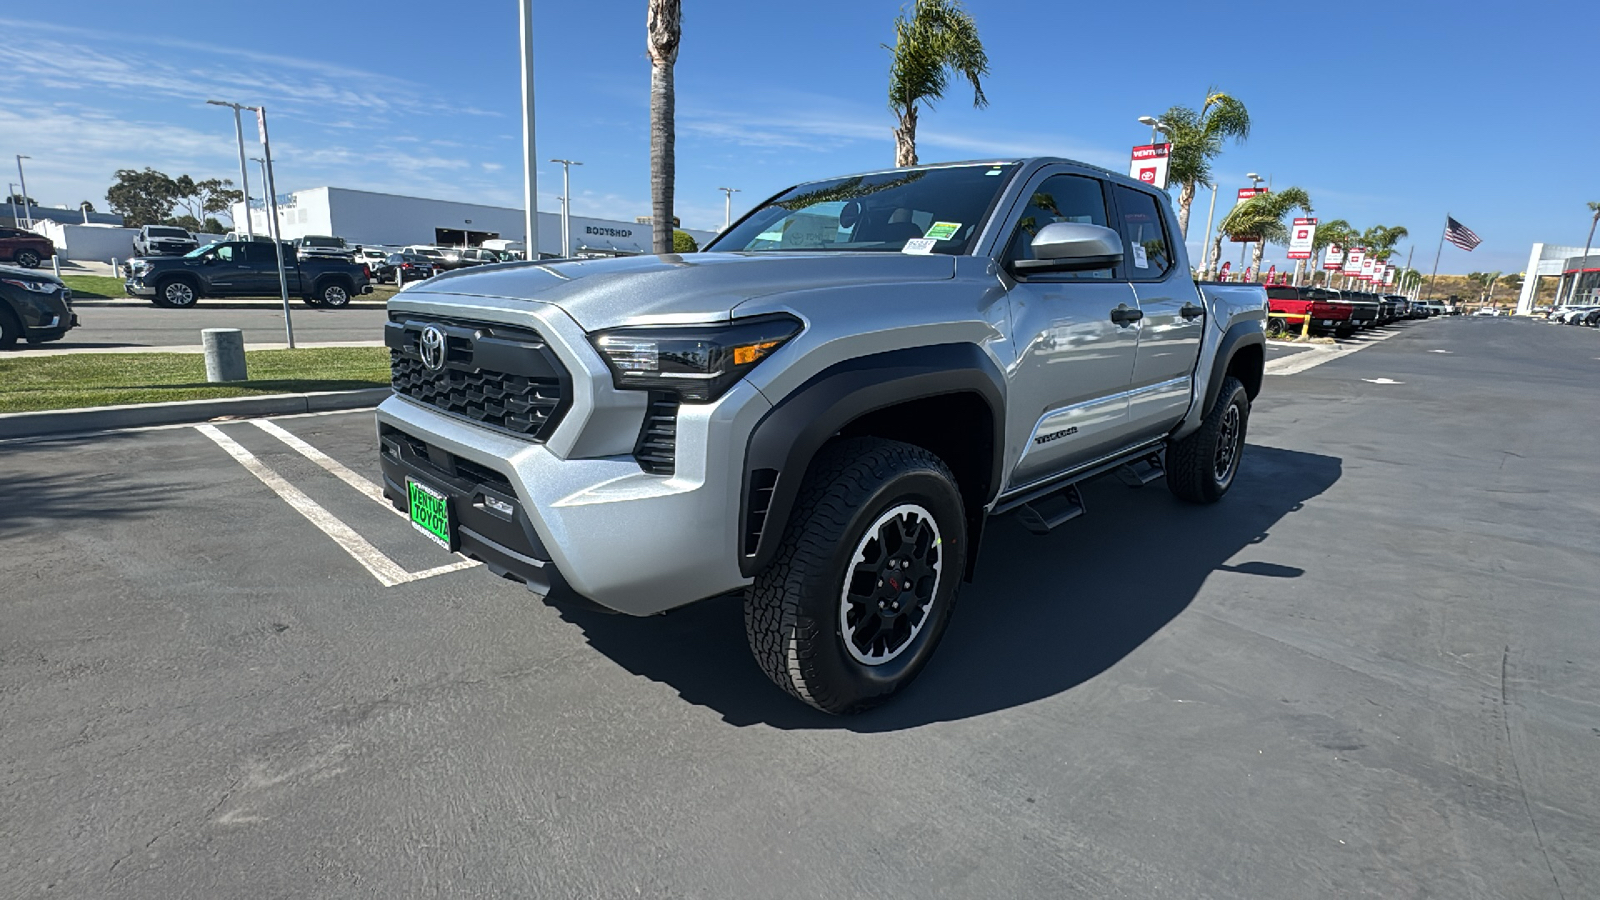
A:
318;282;351;307
14;249;41;269
1266;318;1286;338
1167;376;1249;504
745;437;966;715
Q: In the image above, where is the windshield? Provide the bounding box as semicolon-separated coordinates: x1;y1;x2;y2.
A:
708;163;1019;255
149;227;189;237
181;245;214;259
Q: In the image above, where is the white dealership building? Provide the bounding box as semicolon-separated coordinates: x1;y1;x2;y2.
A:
230;186;717;258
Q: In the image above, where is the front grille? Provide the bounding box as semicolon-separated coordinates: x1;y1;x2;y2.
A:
634;393;679;475
386;314;571;442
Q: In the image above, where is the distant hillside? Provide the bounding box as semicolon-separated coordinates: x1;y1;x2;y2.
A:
1418;274;1556;306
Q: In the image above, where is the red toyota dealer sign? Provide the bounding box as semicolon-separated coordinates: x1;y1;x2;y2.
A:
1128;144;1171;189
1324;244;1344;270
1287;217;1317;260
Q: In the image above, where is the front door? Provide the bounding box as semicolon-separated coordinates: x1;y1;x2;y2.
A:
1112;185;1206;437
1000;171;1140;492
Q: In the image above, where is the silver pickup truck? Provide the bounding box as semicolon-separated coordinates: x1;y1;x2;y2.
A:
377;158;1267;713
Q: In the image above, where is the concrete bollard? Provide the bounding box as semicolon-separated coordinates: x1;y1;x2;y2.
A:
51;255;61;280
202;328;248;383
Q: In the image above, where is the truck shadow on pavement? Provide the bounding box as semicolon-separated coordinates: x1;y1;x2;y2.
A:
557;444;1342;730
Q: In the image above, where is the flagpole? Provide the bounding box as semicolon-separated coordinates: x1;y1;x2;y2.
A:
1424;216;1447;302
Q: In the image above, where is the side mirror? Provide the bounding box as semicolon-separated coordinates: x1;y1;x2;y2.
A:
1013;222;1124;274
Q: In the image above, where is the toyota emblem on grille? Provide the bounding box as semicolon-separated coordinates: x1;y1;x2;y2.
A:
419;325;447;372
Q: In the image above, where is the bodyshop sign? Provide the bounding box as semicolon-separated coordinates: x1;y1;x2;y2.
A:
1287;218;1317;260
1128;144;1171;189
1324;244;1344;270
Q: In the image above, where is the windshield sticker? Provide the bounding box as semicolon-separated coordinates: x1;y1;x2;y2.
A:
985;168;1003;176
1132;245;1149;269
924;222;961;241
902;238;937;255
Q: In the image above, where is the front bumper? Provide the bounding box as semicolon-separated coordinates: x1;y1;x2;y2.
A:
124;278;155;297
373;295;774;615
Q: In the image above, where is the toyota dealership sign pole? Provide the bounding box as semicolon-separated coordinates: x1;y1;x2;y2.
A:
1286;217;1317;287
1128;143;1171;189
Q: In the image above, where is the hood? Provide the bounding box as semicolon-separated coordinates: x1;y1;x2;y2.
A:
404;252;957;331
0;264;63;285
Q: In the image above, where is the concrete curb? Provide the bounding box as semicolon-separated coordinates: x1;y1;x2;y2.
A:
0;388;392;440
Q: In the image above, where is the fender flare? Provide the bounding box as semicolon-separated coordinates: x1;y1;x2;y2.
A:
1201;320;1265;417
738;343;1005;578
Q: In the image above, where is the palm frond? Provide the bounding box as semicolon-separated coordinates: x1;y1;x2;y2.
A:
887;0;989;115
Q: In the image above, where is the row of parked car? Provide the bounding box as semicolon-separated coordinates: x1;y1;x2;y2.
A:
1261;286;1448;339
1543;304;1600;327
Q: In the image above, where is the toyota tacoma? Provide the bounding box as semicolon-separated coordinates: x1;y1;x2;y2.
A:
377;158;1267;713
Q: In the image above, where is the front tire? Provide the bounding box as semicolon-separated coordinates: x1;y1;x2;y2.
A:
1167;375;1249;504
157;278;198;308
745;438;966;714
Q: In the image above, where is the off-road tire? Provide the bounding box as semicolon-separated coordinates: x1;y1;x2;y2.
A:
1167;375;1249;504
14;249;41;269
157;277;198;308
745;437;966;715
0;306;21;349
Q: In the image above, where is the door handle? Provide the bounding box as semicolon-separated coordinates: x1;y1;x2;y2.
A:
1110;305;1144;326
1180;302;1205;321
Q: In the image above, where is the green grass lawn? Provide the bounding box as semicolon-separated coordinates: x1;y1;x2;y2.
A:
0;347;392;413
60;275;127;299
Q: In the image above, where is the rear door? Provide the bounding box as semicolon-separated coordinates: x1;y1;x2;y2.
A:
1112;185;1206;437
999;168;1141;490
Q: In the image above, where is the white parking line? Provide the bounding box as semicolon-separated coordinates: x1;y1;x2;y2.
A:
253;419;392;511
1264;329;1399;376
196;423;475;586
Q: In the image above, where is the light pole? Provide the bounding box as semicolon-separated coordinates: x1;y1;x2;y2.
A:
206;100;255;239
80;202;91;224
549;158;581;257
250;157;269;236
15;156;33;229
519;0;539;259
6;183;17;227
1199;183;1218;279
220;100;292;347
718;187;741;231
1136;115;1168;146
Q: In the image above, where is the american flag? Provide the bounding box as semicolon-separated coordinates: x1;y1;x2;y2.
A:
1445;216;1481;251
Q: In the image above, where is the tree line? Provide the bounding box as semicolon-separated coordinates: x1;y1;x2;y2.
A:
104;168;243;233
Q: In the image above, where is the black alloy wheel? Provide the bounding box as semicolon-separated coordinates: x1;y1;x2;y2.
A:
14;250;41;268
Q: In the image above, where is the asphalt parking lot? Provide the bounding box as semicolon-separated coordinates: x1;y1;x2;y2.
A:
3;317;1597;898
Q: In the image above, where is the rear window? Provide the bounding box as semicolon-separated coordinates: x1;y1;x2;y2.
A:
148;227;189;237
1265;286;1300;300
302;237;345;248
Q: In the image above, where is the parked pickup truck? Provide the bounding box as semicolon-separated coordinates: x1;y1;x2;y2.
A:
376;157;1267;713
1265;285;1355;338
124;240;373;308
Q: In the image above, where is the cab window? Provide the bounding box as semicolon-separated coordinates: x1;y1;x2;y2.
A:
1112;186;1173;278
213;245;235;263
1004;174;1112;278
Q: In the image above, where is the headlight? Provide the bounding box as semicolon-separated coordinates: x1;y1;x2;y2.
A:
590;314;803;403
0;277;58;294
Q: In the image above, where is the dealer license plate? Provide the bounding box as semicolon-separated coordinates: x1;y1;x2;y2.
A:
407;478;453;549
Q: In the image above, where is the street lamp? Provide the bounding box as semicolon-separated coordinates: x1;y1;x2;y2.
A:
213;99;292;347
207;100;256;240
6;183;18;228
249;157;270;236
717;187;741;231
549;158;582;258
1136;115;1168;145
15;156;33;229
1247;172;1265;189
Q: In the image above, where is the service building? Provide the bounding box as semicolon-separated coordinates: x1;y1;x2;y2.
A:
231;187;717;258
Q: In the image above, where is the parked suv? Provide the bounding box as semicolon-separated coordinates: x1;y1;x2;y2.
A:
133;225;199;256
0;264;78;348
0;225;55;269
377;158;1267;713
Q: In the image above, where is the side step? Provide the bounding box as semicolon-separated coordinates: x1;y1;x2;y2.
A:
1015;485;1086;535
1116;454;1166;487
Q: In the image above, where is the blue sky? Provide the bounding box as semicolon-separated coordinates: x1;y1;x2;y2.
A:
2;0;1596;273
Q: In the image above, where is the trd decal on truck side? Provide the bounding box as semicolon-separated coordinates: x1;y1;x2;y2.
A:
1034;426;1078;445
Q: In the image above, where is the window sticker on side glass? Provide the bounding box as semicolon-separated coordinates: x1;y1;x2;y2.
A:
902;238;936;255
1132;245;1149;268
924;222;961;241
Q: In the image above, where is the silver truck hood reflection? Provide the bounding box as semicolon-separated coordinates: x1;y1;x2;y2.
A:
407;252;958;331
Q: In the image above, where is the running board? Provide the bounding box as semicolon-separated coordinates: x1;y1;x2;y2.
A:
1015;485;1086;535
1116;454;1166;487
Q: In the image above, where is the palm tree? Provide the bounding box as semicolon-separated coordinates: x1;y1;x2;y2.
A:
1161;89;1251;238
1217;187;1312;277
647;0;682;254
1576;201;1600;303
1360;224;1409;263
886;0;989;167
